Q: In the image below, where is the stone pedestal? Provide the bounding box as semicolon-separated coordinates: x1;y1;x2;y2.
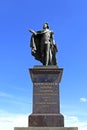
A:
14;66;78;130
28;66;64;127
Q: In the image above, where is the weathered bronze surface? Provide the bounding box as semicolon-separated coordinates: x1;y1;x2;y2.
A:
29;23;58;66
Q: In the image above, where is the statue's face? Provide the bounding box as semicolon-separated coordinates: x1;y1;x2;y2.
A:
43;23;48;29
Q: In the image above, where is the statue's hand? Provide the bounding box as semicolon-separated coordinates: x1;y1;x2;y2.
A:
29;29;34;33
29;29;37;35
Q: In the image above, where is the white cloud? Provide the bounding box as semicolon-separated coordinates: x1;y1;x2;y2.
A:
65;115;87;130
0;115;28;130
13;114;28;127
0;110;28;130
80;98;87;102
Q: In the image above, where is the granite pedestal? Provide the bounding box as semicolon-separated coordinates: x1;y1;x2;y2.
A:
29;66;64;127
14;66;78;130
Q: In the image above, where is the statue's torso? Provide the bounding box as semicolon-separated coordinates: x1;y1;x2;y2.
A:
38;29;52;44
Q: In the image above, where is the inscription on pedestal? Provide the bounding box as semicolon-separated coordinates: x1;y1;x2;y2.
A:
33;83;59;113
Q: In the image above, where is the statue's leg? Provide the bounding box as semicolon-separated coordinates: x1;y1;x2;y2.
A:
49;49;52;65
45;43;50;66
41;43;45;65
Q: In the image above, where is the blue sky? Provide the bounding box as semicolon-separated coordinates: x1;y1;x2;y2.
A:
0;0;87;130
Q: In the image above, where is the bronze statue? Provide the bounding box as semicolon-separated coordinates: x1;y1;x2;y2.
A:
29;23;58;66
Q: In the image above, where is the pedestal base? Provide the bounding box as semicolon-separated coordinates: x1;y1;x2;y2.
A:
14;127;78;130
28;114;64;127
29;66;64;127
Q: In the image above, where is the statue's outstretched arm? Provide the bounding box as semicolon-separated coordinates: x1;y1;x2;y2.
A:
29;29;37;35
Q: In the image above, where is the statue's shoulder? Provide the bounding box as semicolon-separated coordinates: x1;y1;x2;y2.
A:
40;29;53;34
36;30;42;34
36;29;54;35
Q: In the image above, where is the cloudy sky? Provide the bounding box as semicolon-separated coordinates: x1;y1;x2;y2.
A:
0;0;87;130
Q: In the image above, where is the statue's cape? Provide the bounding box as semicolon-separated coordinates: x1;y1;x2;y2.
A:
30;32;43;62
30;30;58;65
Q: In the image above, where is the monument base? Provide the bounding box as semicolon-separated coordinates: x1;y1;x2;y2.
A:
28;114;64;127
29;66;64;127
14;127;78;130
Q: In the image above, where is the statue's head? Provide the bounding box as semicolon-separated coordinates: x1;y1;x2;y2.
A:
43;23;49;29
